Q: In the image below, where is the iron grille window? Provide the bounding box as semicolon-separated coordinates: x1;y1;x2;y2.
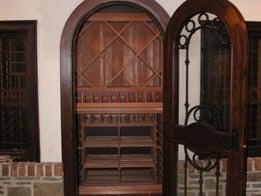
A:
0;21;39;161
200;22;231;133
201;21;261;156
247;22;261;156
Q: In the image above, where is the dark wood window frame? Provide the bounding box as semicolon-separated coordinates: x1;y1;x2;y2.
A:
247;21;261;157
0;21;39;161
200;21;261;157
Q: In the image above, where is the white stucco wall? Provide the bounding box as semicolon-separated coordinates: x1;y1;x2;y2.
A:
0;0;260;162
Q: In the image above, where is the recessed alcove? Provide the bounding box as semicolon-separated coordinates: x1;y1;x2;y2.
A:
60;1;169;195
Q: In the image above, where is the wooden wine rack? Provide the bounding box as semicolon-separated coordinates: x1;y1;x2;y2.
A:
76;10;163;195
77;111;163;193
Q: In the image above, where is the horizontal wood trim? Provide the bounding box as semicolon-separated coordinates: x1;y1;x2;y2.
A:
77;87;162;92
76;103;163;113
89;13;152;22
82;136;155;148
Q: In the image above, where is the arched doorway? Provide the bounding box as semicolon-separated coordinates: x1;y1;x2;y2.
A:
60;1;169;195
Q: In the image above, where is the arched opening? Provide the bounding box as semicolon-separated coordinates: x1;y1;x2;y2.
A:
60;1;169;195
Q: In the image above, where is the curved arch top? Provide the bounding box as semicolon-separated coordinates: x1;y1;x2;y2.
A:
60;1;169;196
165;0;248;59
61;0;170;54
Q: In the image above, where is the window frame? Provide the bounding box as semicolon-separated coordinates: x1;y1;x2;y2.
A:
0;21;39;161
197;21;261;157
247;21;261;157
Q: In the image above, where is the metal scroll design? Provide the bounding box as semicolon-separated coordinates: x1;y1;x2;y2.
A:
178;13;230;196
183;148;221;196
184;105;221;129
183;105;222;196
178;12;229;50
178;12;230;116
184;105;221;169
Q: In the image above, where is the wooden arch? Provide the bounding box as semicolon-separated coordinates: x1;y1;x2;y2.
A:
60;1;169;196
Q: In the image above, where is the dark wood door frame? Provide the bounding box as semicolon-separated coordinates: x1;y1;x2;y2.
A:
163;0;248;195
60;1;169;196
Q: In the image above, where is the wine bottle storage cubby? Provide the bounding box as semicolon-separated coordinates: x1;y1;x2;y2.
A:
77;112;162;186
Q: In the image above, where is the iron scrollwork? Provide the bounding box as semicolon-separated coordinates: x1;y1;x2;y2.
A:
176;12;231;196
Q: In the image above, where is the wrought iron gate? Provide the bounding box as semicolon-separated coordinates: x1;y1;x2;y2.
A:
163;0;249;195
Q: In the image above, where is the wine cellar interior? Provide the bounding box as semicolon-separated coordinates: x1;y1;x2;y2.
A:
75;5;163;195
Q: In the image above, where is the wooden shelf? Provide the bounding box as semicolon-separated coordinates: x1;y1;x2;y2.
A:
121;169;155;184
85;136;119;148
82;136;154;148
77;103;162;113
84;169;155;186
84;154;154;169
79;184;162;195
120;136;154;147
85;155;118;168
84;169;119;185
120;154;154;168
